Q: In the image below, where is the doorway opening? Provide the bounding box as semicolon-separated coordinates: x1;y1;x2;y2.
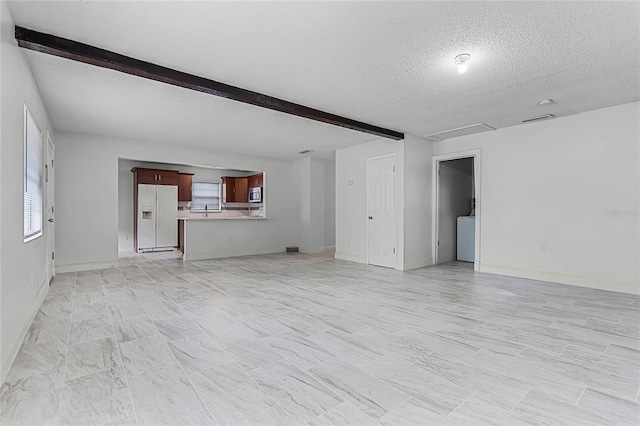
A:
432;150;481;269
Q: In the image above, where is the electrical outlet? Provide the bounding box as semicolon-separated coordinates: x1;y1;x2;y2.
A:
125;235;129;241
538;243;546;253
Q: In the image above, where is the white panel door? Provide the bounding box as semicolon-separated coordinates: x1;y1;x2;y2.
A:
137;184;156;250
367;155;396;268
156;185;178;248
46;135;55;282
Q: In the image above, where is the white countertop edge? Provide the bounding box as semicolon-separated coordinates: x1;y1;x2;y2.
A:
178;217;269;221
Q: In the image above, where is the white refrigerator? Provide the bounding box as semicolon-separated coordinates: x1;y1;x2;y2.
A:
137;184;178;252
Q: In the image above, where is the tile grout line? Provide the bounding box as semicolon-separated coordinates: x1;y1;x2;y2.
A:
55;273;77;424
143;262;228;424
509;387;532;412
574;385;588;407
241;359;305;420
164;334;219;424
107;285;142;426
445;392;474;419
244;356;344;423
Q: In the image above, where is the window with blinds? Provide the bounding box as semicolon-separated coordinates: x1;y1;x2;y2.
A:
24;106;43;242
191;181;221;211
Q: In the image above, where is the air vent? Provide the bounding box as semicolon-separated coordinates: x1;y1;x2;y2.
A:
424;123;495;141
521;114;555;123
298;150;315;154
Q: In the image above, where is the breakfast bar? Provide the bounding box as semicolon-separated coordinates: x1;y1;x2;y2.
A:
178;217;273;261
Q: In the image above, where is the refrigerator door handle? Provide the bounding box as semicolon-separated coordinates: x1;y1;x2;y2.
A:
155;190;159;230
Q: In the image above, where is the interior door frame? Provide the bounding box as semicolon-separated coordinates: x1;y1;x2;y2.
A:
432;149;482;270
46;132;55;282
366;153;397;268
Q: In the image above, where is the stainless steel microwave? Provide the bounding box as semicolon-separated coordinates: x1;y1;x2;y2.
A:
249;187;262;203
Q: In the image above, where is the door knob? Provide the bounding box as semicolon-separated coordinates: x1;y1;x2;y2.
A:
368;216;373;220
48;218;54;222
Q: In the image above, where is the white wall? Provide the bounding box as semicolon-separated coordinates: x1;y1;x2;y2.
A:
118;167;134;251
335;138;404;265
293;157;310;252
323;159;336;250
0;1;55;381
55;131;299;271
335;134;434;270
293;157;336;253
433;102;640;294
402;134;434;270
438;158;473;263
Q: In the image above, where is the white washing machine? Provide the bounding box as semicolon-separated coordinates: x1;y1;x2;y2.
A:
457;216;475;262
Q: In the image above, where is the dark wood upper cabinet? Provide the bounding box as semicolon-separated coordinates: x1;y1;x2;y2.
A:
248;173;263;188
131;167;178;186
235;177;248;202
157;169;178;185
221;176;249;202
132;168;158;185
177;172;194;201
221;176;234;203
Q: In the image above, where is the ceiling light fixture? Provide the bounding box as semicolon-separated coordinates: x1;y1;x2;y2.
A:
455;53;471;73
538;98;555;105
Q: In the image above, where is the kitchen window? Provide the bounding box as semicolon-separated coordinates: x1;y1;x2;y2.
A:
24;105;43;242
191;181;221;212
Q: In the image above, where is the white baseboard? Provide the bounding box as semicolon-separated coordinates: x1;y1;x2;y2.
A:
118;243;134;252
1;282;49;383
399;258;433;271
184;247;285;262
334;252;367;264
479;264;640;295
55;260;119;274
300;245;336;254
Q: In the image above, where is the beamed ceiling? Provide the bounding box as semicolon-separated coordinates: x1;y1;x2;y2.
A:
7;1;640;159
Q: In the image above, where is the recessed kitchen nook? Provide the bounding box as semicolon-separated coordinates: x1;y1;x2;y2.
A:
119;159;266;261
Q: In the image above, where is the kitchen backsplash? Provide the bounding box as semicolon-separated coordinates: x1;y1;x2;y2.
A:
178;201;264;218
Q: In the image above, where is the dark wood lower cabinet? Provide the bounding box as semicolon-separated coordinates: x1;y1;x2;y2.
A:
178;220;185;253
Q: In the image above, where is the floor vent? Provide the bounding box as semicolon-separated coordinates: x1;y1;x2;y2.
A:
424;123;495;141
521;114;555;123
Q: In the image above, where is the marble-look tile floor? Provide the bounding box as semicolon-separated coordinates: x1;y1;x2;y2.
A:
2;251;639;425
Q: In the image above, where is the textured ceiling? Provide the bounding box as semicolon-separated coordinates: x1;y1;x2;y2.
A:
7;1;640;159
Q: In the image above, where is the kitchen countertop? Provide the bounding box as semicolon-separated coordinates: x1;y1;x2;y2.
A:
178;216;268;220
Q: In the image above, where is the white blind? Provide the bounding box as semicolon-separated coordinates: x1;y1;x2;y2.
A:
191;181;220;211
24;106;43;241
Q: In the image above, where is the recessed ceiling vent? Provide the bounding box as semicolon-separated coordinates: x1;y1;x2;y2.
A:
521;114;555;123
424;123;495;141
298;149;315;154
